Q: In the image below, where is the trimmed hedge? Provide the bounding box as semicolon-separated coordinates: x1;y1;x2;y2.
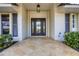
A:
0;34;13;48
64;32;79;49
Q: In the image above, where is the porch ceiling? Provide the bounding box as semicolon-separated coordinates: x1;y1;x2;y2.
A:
23;3;52;11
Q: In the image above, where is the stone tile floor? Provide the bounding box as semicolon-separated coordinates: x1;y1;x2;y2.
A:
0;37;79;56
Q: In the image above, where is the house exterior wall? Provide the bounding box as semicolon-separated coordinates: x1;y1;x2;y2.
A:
0;4;28;41
50;4;65;41
17;4;23;41
54;4;65;41
0;13;20;41
54;12;65;41
21;4;28;39
1;4;79;41
70;13;78;32
77;14;79;31
16;4;79;41
50;4;55;39
28;11;50;37
53;4;79;41
17;4;28;41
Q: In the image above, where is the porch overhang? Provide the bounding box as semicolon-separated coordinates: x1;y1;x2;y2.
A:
58;4;79;13
0;3;18;13
64;5;79;13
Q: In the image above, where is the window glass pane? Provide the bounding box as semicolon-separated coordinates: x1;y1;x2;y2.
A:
1;14;9;34
32;21;34;33
65;14;70;32
12;13;18;37
43;21;46;33
36;21;41;33
31;18;46;36
72;15;75;28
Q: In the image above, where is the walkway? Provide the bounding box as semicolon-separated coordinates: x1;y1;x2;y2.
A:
0;37;79;56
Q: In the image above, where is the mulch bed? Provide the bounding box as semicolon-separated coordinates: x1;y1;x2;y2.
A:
0;41;17;52
62;41;79;52
74;48;79;52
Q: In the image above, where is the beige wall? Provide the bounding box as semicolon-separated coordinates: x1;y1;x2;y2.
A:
50;4;65;41
70;13;78;32
15;4;79;41
21;4;28;39
28;11;50;37
55;12;65;41
17;4;23;41
0;5;23;41
50;4;55;39
54;4;79;41
77;14;79;31
1;4;79;41
17;4;29;40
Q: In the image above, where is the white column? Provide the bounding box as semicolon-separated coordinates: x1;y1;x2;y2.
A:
17;5;23;41
76;13;78;31
78;14;79;31
9;13;13;35
70;13;78;32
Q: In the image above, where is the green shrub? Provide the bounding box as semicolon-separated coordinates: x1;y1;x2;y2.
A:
64;32;79;49
0;35;5;47
0;34;13;48
3;34;13;43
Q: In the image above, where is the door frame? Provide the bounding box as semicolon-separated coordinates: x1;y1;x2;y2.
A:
31;18;46;36
28;11;50;37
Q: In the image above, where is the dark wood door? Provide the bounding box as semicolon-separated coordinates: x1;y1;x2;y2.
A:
31;18;46;36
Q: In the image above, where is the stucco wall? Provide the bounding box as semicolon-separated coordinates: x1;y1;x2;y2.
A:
17;4;79;41
21;5;28;39
50;4;55;39
18;4;65;41
17;4;28;40
50;4;65;41
17;4;23;41
77;14;79;31
55;5;65;41
70;13;78;32
55;13;65;41
28;11;50;37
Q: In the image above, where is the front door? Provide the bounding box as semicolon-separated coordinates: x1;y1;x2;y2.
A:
31;18;46;36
